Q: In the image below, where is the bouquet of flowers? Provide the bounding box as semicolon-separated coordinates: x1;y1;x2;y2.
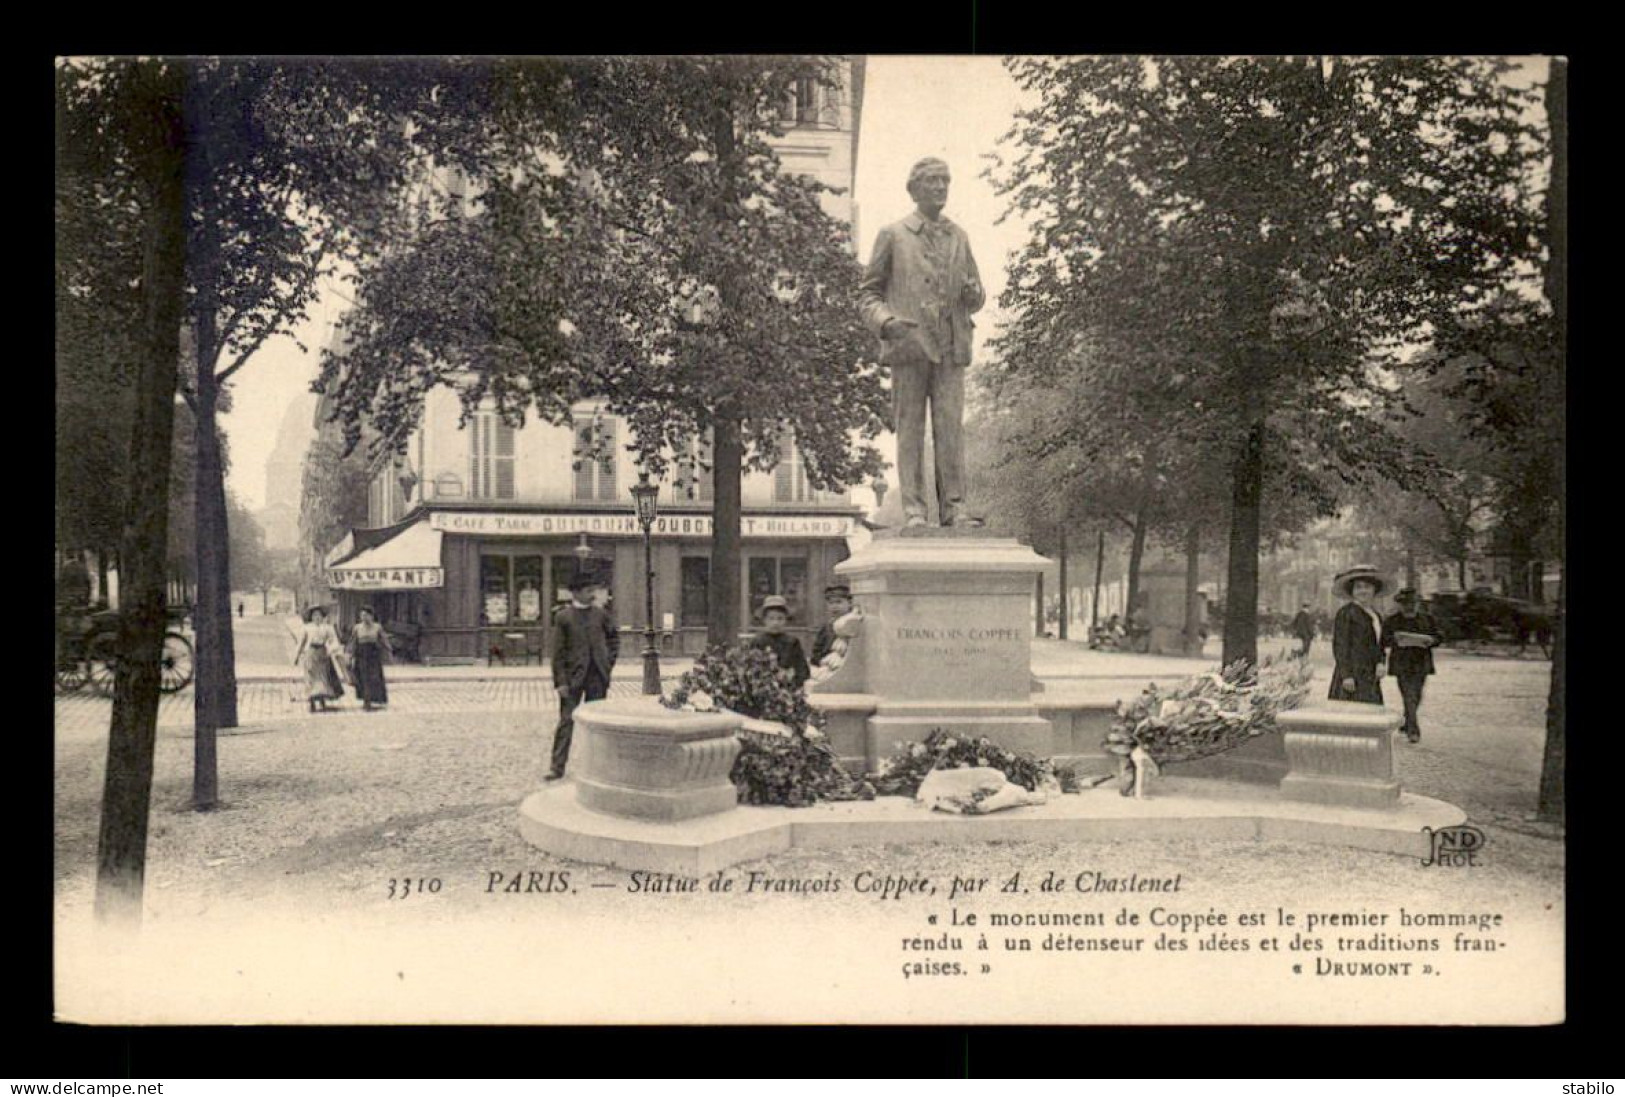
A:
1104;655;1313;796
661;644;869;807
871;727;1081;798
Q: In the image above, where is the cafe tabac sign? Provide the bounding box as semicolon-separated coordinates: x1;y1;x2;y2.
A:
428;511;854;539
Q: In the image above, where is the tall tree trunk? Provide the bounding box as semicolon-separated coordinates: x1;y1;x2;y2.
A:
1537;57;1566;823
1057;525;1069;640
1090;530;1105;633
1404;548;1418;593
1183;523;1203;657
1125;503;1149;638
1457;555;1468;591
192;375;236;809
189;156;238;810
95;61;187;928
708;411;743;649
1035;571;1045;636
96;549;110;608
1222;418;1265;668
1538;568;1563;821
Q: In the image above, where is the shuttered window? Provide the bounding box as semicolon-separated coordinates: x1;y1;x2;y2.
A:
470;412;516;500
573;418;619;502
675;435;714;504
773;435;814;504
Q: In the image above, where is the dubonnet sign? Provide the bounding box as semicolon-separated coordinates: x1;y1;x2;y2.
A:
427;512;854;539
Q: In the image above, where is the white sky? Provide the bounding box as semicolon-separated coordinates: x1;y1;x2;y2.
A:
220;56;1034;512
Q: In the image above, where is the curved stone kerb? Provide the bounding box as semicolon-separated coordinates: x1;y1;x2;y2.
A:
575;697;745;740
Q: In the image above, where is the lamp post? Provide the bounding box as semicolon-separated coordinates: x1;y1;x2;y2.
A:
630;475;662;694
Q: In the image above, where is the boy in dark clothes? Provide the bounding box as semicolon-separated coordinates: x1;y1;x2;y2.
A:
751;594;809;687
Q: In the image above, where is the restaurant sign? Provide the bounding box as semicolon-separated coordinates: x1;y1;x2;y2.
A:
428;512;854;539
328;567;445;590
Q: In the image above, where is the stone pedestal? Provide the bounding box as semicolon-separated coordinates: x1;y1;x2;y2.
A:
834;528;1054;758
1277;700;1402;809
573;698;743;822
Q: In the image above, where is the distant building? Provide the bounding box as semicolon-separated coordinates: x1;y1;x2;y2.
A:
321;60;869;663
260;394;316;552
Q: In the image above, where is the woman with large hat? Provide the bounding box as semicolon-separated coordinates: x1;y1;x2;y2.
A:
1329;565;1387;704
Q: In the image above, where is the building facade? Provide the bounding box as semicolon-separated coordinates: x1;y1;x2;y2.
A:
322;60;869;663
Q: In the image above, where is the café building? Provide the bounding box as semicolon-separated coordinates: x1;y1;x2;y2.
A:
325;388;865;663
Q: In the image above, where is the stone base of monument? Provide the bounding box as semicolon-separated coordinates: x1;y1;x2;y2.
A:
570;698;743;822
518;774;1466;874
1276;701;1403;810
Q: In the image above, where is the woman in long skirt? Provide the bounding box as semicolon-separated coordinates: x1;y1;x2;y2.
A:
1329;564;1387;704
293;605;345;712
348;605;393;712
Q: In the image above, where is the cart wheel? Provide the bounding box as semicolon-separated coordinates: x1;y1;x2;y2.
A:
86;633;119;696
55;658;89;695
160;632;194;693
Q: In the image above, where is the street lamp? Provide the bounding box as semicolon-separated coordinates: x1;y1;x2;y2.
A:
630;474;662;695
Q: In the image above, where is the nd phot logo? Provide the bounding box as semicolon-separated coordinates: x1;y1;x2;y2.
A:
1421;824;1486;867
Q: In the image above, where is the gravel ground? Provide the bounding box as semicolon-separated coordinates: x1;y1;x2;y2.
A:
53;651;1563;1025
54;652;1562;925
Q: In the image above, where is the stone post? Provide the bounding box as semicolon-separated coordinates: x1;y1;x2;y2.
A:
572;698;743;821
1276;700;1403;809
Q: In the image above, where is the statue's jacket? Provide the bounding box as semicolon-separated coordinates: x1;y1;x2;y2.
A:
859;211;985;368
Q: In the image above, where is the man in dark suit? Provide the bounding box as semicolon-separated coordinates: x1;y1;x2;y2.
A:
858;157;986;528
548;572;619;780
1383;588;1440;743
1290;603;1316;657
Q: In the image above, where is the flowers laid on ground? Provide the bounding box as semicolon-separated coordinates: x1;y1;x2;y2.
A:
1104;654;1314;796
661;644;871;807
871;727;1080;799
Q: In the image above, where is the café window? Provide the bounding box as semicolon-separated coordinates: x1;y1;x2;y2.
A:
680;556;709;627
470;413;516;500
747;555;808;626
573;418;619;503
480;552;546;626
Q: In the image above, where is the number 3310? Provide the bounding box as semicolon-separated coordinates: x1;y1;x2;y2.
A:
387;877;443;899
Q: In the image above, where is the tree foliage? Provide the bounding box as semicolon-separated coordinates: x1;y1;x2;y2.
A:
322;57;887;484
989;56;1545;664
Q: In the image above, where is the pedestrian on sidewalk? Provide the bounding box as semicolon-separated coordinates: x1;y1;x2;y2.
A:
1291;602;1316;657
348;605;393;712
293;606;345;713
548;572;618;781
751;595;810;687
1384;588;1440;743
1329;565;1386;704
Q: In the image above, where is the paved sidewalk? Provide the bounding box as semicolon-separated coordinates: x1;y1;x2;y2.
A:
54;679;652;743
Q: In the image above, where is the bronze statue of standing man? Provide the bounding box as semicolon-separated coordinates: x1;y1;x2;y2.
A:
859;157;986;528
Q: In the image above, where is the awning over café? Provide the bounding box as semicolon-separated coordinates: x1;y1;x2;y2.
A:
325;517;444;591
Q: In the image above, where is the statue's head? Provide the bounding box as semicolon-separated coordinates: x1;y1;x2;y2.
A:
906;157;951;216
